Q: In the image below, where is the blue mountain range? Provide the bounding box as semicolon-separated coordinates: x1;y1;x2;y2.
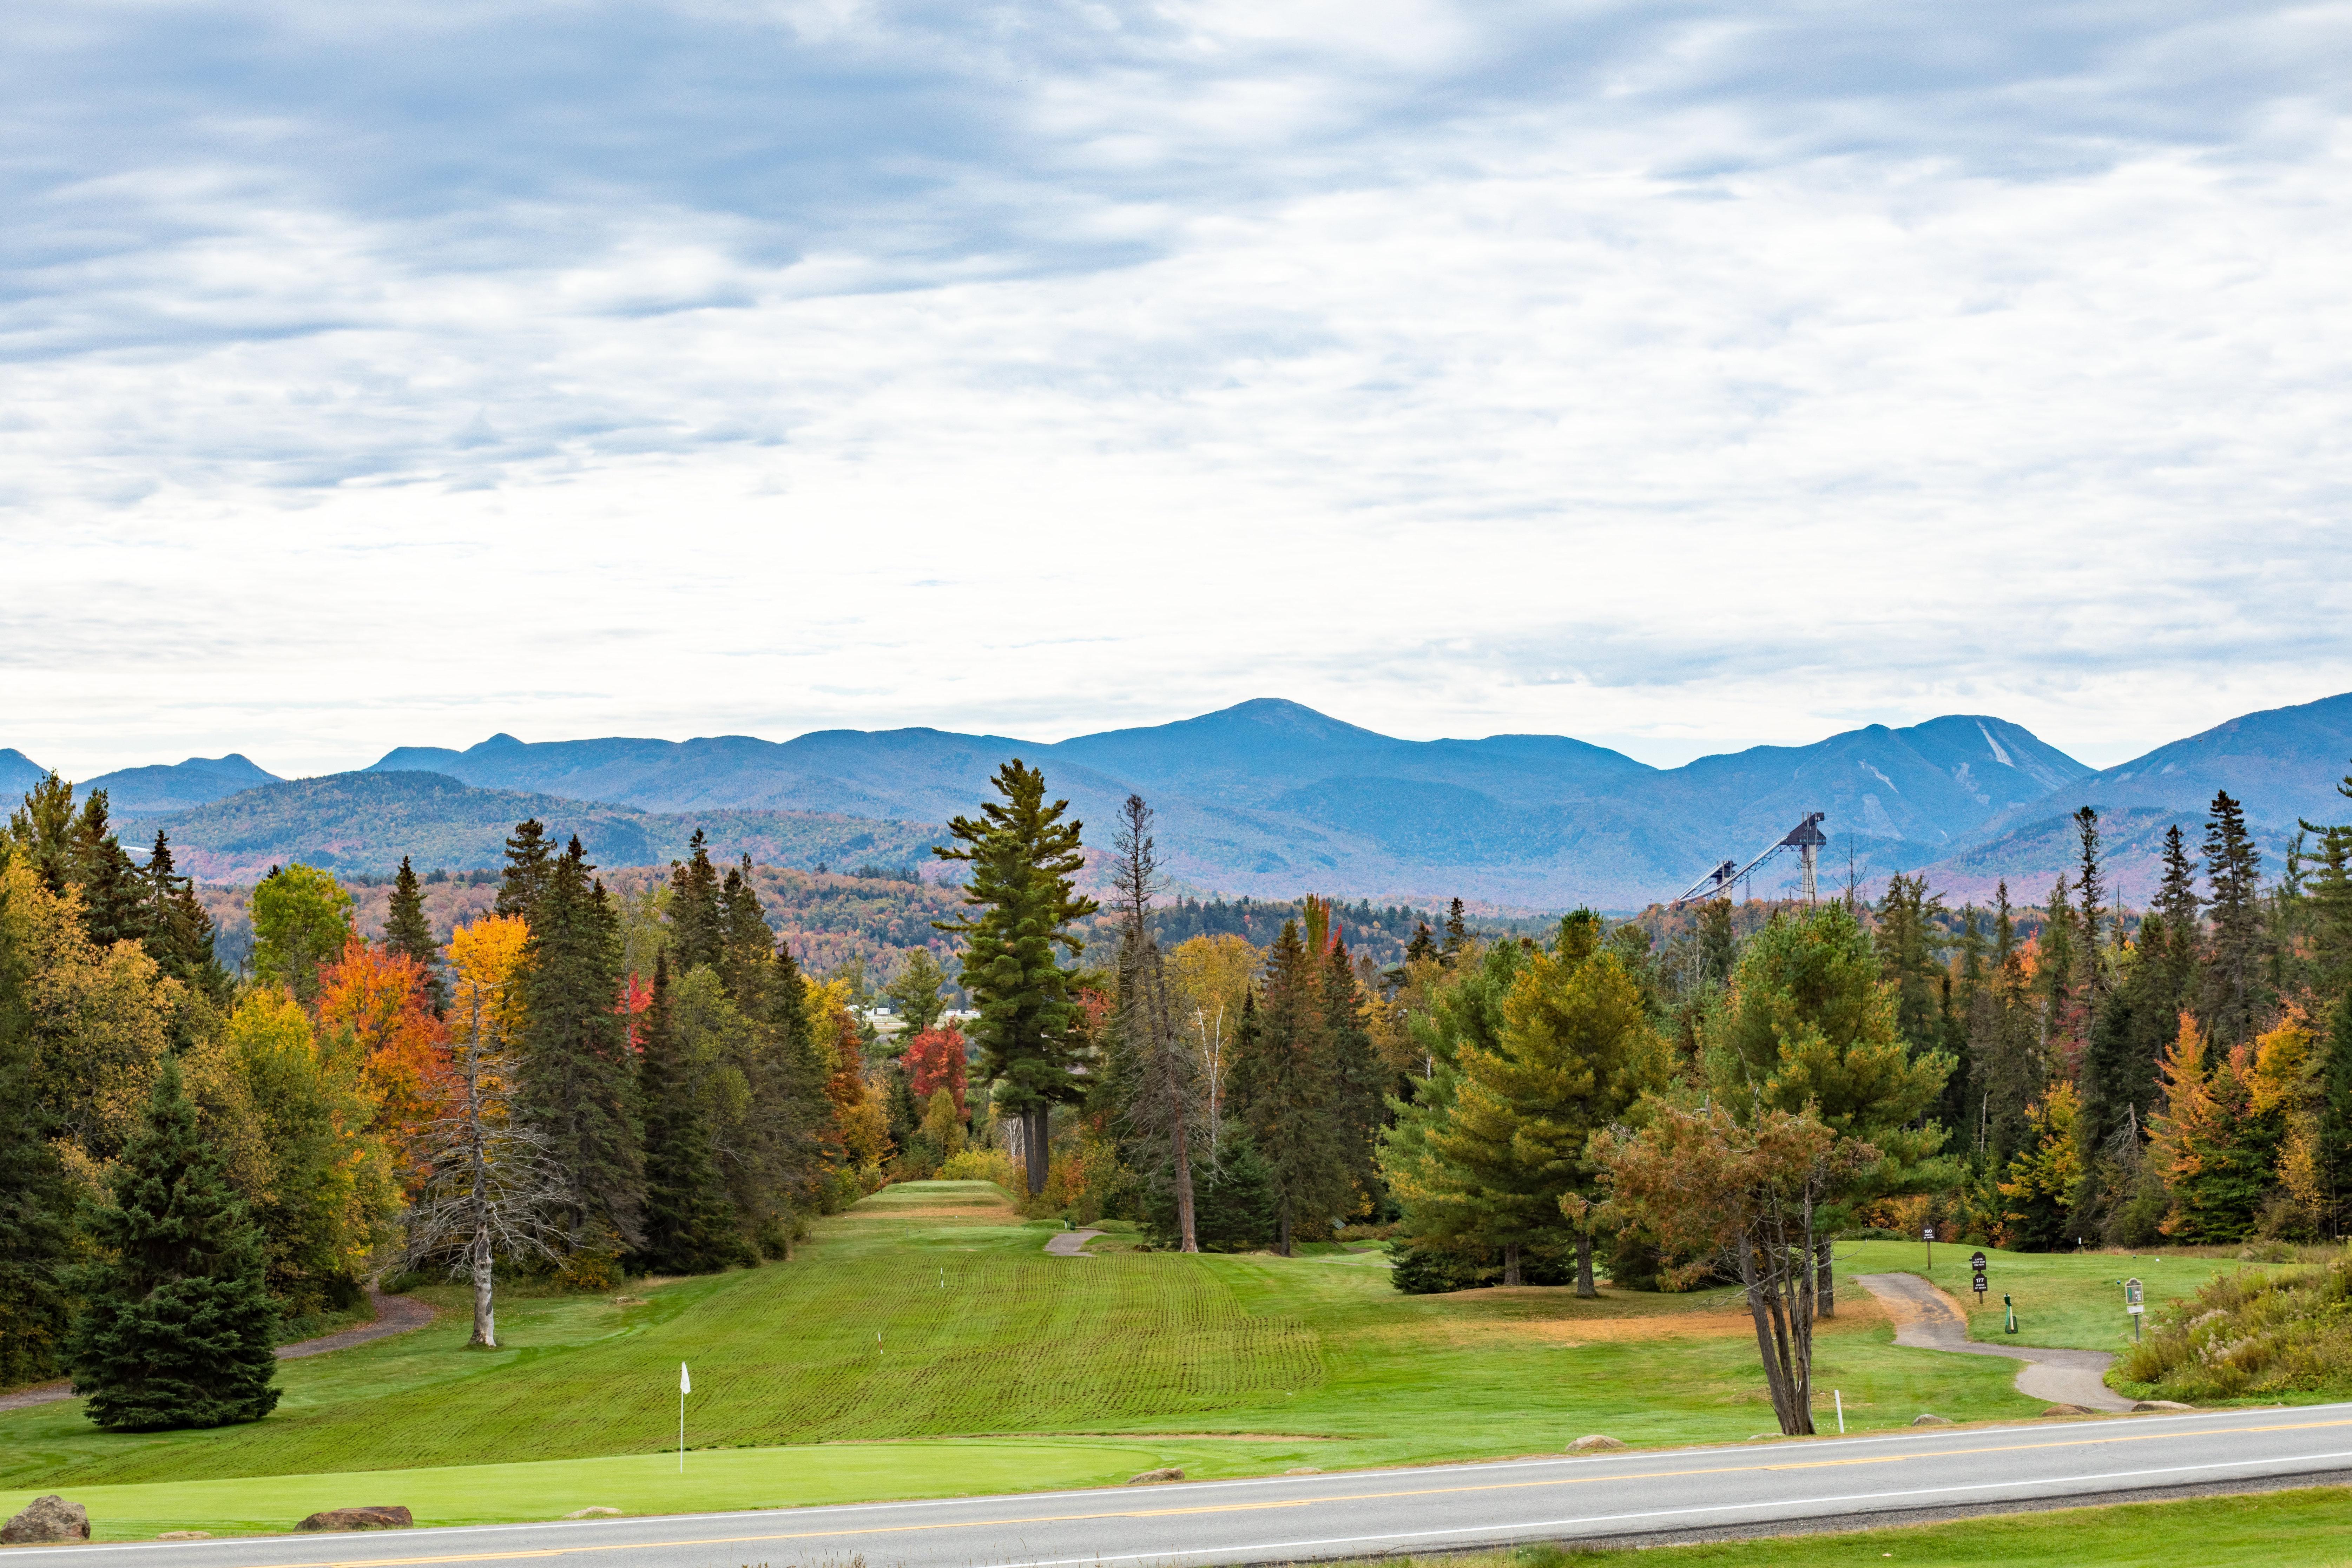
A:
15;693;2349;908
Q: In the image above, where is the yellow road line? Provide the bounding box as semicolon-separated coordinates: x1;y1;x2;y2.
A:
203;1415;2352;1568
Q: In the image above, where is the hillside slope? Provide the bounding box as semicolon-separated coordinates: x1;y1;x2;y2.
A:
124;772;946;884
360;699;2096;907
1916;692;2352;901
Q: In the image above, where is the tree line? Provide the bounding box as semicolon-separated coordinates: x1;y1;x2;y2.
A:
0;776;913;1428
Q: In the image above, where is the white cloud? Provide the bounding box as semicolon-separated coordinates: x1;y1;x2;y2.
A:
4;0;2351;779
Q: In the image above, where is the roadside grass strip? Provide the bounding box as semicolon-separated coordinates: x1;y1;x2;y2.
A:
1430;1483;2352;1568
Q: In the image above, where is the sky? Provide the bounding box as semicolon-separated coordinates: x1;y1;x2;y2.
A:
6;0;2352;783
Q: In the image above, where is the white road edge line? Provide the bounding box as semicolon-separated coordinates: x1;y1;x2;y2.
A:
978;1448;2352;1568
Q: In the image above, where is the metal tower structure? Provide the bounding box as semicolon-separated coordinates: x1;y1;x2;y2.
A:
1671;812;1829;907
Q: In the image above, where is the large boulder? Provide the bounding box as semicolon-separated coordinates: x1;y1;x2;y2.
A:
2041;1403;2092;1417
2;1496;90;1544
1911;1414;1954;1426
296;1506;414;1532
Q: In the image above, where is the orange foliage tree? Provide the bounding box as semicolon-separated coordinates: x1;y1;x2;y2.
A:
315;936;450;1187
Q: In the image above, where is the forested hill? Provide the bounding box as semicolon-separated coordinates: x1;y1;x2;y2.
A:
29;691;2352;909
121;771;944;884
344;701;2097;907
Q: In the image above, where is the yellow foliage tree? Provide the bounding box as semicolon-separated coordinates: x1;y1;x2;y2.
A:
2;862;180;1194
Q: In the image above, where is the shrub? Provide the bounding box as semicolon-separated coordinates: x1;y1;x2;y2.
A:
936;1148;1022;1192
2116;1251;2352;1400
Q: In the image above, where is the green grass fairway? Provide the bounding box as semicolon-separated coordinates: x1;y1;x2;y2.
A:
0;1183;2251;1539
1842;1239;2274;1352
1396;1484;2352;1568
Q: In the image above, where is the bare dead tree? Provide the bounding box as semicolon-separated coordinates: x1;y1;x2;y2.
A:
402;985;568;1347
1110;793;1200;1252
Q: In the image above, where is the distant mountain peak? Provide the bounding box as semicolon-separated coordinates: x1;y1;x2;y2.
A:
467;733;525;753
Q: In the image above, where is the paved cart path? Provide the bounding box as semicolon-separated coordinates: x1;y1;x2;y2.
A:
1854;1271;2136;1411
14;1405;2352;1565
0;1287;437;1412
1043;1228;1104;1256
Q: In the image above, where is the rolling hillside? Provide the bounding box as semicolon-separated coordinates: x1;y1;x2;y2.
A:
121;772;946;885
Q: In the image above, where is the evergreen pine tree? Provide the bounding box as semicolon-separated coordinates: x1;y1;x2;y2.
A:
1969;882;2045;1165
495;819;554;922
668;831;723;973
64;1058;279;1430
2201;790;2266;1046
1405;922;1438;964
1873;874;1942;1052
1229;921;1348;1255
717;855;772;1009
520;837;644;1252
0;864;71;1385
634;954;743;1273
1323;937;1386;1208
138;831;227;1000
61;790;147;950
384;856;447;1014
2074;806;2107;1016
2319;995;2352;1226
1442;898;1469;955
4;773;77;892
932;760;1098;1195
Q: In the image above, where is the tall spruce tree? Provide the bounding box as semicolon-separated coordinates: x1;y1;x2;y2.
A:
1874;874;1943;1052
634;954;743;1273
495;819;554;922
1968;882;2045;1165
1230;921;1350;1255
384;856;447;1014
933;760;1098;1195
64;1057;279;1430
1108;794;1199;1252
139;831;227;1000
668;831;723;973
2201;790;2266;1046
68;790;147;950
717;855;773;1009
520;837;644;1252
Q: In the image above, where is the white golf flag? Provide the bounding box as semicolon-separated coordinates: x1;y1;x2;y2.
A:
680;1362;691;1394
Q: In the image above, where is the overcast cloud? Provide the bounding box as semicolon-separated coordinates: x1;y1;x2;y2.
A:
6;0;2351;779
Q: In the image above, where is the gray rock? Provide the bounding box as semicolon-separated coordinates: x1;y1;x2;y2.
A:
2133;1399;2195;1412
296;1506;414;1532
1567;1435;1627;1453
2041;1403;2092;1417
1911;1413;1954;1426
1127;1468;1185;1484
2;1496;90;1544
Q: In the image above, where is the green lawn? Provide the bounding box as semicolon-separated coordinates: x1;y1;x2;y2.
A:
1419;1485;2352;1568
1841;1239;2285;1353
0;1184;2253;1540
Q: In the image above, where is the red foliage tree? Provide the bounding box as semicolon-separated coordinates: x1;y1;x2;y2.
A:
904;1026;969;1117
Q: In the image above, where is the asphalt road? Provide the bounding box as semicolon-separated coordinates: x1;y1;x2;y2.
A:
14;1405;2352;1568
